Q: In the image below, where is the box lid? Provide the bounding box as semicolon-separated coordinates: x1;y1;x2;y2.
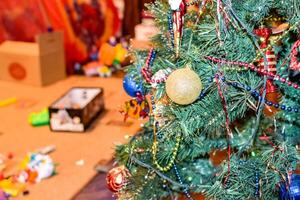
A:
0;41;39;55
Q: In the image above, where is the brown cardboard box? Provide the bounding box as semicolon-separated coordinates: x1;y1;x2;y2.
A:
0;31;66;86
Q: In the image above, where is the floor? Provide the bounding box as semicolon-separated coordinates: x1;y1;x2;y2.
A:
73;172;114;200
0;76;141;200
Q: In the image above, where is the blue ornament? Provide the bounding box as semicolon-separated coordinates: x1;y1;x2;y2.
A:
279;174;300;200
123;75;143;97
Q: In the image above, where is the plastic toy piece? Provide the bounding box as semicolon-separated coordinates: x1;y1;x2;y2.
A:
28;108;50;127
0;98;17;108
0;189;9;200
0;179;25;197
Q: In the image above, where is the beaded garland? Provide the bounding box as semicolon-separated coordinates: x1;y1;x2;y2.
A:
150;90;182;172
206;56;300;90
168;13;175;47
254;170;260;198
141;48;157;83
151;68;172;88
173;164;194;200
141;48;169;87
211;76;300;113
152;123;182;172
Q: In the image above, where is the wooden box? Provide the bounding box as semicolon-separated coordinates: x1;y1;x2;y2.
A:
49;87;105;132
0;32;66;86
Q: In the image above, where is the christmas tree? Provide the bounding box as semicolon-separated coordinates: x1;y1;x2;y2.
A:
107;0;300;199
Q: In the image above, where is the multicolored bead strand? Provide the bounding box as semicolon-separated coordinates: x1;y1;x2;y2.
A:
168;12;174;47
224;79;300;113
152;130;181;172
141;48;157;83
173;164;194;200
205;56;300;90
150;91;182;172
254;170;260;198
215;74;232;185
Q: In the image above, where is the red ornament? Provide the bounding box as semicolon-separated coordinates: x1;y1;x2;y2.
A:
290;39;300;71
254;27;281;117
258;49;277;75
209;149;227;166
253;27;272;49
261;78;281;117
106;166;130;193
179;193;206;200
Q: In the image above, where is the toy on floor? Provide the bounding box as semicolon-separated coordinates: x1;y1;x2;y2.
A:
18;153;55;183
0;189;9;200
0;151;56;199
0;98;17;108
82;37;129;77
28;108;49;127
0;179;26;198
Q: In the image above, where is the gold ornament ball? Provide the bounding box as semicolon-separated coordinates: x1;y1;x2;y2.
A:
166;67;202;105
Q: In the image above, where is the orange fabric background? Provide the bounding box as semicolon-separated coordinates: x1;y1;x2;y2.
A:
0;0;120;74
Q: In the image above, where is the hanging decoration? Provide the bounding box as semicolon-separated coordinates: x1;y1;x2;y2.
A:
152;101;170;127
120;95;150;121
205;56;300;90
290;39;300;71
253;26;281;117
168;0;186;58
209;149;228;166
173;164;194;200
106;166;130;193
165;67;202;105
215;75;232;185
141;48;157;84
123;75;144;97
151;68;172;88
279;174;300;200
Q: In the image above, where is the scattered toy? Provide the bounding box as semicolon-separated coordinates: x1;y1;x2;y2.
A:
36;145;56;155
75;160;85;167
0;98;17;108
82;37;129;77
28;108;49;127
0;179;26;197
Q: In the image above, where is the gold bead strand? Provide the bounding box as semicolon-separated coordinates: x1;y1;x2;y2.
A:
152;119;182;172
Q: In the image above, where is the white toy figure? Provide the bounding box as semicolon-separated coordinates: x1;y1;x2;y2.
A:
27;153;55;183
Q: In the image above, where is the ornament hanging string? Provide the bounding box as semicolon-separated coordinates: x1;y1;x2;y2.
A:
215;74;232;185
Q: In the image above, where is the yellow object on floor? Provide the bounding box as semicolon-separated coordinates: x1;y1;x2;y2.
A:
0;97;17;107
0;179;26;197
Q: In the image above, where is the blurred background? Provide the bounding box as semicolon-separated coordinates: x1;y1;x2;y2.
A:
0;1;158;200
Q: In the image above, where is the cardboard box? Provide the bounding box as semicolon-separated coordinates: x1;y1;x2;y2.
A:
0;32;66;86
49;87;105;132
